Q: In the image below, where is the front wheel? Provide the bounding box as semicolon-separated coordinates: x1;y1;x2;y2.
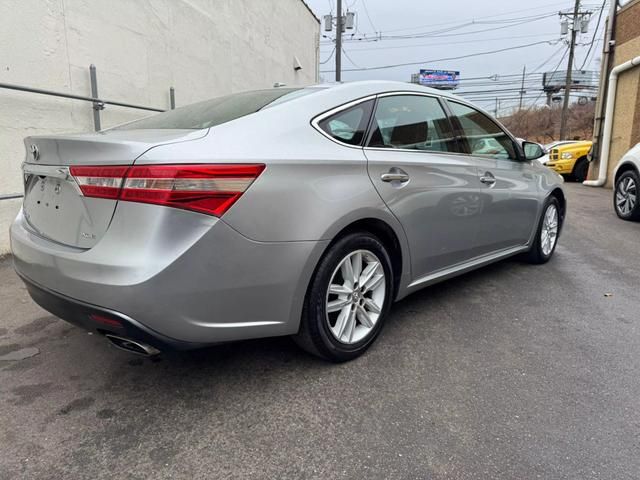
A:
524;197;561;264
294;232;394;362
614;170;640;221
572;157;589;182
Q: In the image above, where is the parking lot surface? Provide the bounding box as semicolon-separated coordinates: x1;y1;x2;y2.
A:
1;183;639;479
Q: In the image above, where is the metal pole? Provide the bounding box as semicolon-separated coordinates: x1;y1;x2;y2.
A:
170;87;175;109
495;98;499;117
518;65;526;111
591;0;618;168
0;82;165;112
559;0;581;139
89;64;103;131
0;193;24;201
335;0;342;82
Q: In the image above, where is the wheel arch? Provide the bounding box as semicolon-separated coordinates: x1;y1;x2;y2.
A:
328;218;404;299
614;161;639;185
549;187;567;231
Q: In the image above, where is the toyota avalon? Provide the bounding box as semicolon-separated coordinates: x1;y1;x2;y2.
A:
10;81;565;361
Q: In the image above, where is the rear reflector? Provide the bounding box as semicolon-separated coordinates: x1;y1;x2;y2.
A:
70;164;265;217
89;313;123;328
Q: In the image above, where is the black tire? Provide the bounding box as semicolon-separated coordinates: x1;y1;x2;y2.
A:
572;157;589;183
293;232;394;362
524;196;561;264
614;170;640;221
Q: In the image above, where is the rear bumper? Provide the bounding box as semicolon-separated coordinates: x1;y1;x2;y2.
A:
11;203;328;345
18;273;196;351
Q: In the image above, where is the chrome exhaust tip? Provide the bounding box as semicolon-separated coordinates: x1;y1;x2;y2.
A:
105;334;161;357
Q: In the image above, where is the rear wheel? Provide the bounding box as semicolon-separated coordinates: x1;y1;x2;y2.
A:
524;197;561;264
294;232;394;362
614;170;640;221
572;157;589;182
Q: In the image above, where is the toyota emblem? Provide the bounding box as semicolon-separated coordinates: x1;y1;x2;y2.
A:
30;144;40;161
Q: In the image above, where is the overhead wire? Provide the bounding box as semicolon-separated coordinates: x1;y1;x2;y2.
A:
524;45;571;111
359;0;378;34
579;0;607;70
319;11;560;45
320;47;336;65
320;40;560;73
331;33;560;52
341;47;363;69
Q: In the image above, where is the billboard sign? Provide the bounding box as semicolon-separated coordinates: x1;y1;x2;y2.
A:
543;70;596;91
419;69;460;90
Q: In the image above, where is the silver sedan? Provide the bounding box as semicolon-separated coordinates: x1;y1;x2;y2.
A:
11;81;565;361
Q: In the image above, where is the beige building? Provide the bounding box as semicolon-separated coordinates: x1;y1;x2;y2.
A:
589;0;640;187
0;0;320;253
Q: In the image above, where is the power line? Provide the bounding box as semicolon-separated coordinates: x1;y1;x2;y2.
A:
341;47;363;69
320;47;336;65
462;93;595;102
531;44;567;73
323;33;560;52
525;45;571;111
320;11;559;44
326;0;334;14
320;40;560;73
353;2;576;35
579;0;607;69
359;0;378;34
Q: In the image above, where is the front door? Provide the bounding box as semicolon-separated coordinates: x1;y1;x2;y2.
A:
364;93;485;281
445;100;540;254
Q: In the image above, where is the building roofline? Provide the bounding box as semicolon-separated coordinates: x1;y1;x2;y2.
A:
299;0;320;23
619;0;640;13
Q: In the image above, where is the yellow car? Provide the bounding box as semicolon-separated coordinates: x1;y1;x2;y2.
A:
545;140;592;182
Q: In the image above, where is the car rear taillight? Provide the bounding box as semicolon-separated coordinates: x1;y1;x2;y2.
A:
70;166;129;200
70;164;265;217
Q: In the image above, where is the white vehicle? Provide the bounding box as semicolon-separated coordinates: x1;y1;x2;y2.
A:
613;142;640;221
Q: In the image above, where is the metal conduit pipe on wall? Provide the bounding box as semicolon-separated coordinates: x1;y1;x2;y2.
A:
584;55;640;187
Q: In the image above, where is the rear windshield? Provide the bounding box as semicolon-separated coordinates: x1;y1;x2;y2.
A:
116;88;311;130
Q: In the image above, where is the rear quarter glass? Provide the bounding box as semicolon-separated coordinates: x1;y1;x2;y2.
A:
115;88;317;130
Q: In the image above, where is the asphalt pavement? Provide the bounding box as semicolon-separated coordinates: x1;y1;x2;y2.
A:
1;183;639;479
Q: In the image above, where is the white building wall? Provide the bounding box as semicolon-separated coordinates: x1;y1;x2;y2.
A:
0;0;319;254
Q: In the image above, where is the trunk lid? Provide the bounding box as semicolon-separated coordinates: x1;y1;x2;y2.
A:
21;129;207;249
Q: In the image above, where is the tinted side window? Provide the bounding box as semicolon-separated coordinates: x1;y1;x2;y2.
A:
446;101;517;160
367;95;460;153
317;100;374;146
117;88;311;130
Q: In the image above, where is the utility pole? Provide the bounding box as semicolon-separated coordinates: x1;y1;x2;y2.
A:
323;1;356;82
559;0;582;139
335;0;342;82
518;65;526;111
494;98;500;117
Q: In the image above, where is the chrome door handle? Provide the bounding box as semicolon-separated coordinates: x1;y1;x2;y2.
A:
381;169;410;183
381;173;409;182
480;173;496;185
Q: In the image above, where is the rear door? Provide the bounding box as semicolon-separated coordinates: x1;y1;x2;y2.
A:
364;93;484;281
21;129;206;249
445;100;539;254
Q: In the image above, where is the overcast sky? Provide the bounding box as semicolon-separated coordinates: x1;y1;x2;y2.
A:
304;0;607;113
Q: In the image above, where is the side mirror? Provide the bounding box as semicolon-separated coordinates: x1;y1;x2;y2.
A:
522;141;544;161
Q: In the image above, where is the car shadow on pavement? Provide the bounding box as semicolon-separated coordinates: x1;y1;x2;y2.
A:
2;255;532;402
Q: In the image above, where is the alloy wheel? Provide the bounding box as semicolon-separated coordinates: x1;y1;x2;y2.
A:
616;177;637;216
325;250;386;344
541;204;559;256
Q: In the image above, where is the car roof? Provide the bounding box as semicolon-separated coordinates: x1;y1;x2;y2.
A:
302;80;458;100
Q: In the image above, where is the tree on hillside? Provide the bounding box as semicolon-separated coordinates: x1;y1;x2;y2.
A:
500;102;595;143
